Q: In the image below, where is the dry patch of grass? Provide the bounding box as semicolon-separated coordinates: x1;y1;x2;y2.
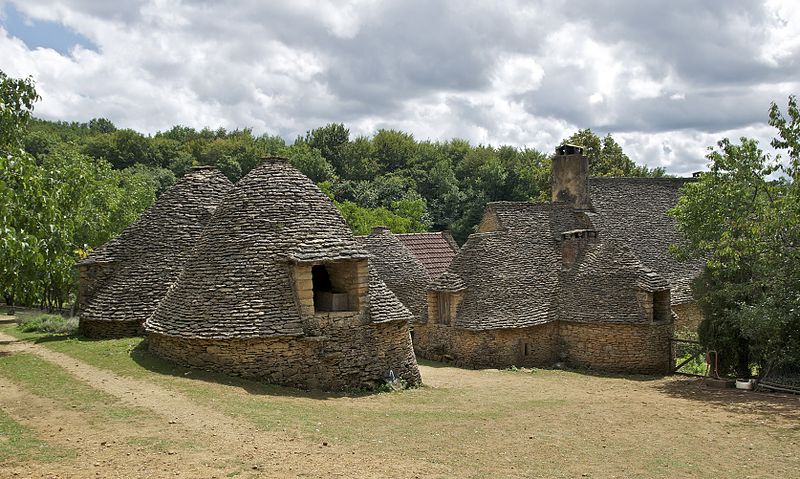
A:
2;322;799;478
0;409;75;465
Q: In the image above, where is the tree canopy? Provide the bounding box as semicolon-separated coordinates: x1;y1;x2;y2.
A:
670;96;800;377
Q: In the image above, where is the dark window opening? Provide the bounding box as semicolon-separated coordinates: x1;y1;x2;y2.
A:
524;343;530;356
653;290;671;322
312;265;332;292
312;264;356;313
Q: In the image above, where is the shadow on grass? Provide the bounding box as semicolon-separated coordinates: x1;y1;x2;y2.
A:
421;354;667;382
26;332;382;400
655;376;800;422
416;358;453;369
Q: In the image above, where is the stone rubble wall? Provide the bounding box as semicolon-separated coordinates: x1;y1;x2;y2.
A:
413;322;559;368
147;319;421;391
558;321;673;374
79;318;143;339
413;320;672;374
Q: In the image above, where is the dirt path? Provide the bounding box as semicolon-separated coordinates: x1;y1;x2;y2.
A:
0;330;413;478
0;331;262;437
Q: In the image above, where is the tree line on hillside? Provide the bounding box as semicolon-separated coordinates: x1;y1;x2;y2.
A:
24;114;667;243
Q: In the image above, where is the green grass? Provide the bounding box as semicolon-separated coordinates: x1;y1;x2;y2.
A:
0;352;145;421
0;409;75;465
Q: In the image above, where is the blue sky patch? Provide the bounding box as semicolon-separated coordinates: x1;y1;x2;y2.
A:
0;3;96;55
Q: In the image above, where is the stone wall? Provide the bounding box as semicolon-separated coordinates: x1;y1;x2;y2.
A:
673;302;703;335
147;318;420;391
413;320;672;374
79;319;143;339
413;322;559;368
558;321;673;374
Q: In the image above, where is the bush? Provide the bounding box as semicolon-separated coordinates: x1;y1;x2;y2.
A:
16;313;78;334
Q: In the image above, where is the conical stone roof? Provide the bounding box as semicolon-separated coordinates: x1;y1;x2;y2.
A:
359;227;431;322
145;157;411;339
79;166;233;326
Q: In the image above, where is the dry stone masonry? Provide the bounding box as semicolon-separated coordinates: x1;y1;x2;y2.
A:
368;145;699;374
144;158;421;391
77;166;233;338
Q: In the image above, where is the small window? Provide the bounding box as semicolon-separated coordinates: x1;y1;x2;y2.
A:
524;343;530;356
312;264;355;312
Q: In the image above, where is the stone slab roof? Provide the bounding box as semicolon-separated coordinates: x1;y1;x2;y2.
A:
145;158;412;340
395;231;459;278
560;240;671;324
428;272;466;293
588;177;704;304
358;228;431;321
79;166;233;323
449;202;585;330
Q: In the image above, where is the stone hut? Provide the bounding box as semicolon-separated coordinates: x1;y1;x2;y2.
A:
589;177;704;332
144;157;421;391
77;166;232;338
359;229;460;330
411;145;676;374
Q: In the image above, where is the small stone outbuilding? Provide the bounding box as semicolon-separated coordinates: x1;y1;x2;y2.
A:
144;158;421;391
77;166;232;338
377;145;690;374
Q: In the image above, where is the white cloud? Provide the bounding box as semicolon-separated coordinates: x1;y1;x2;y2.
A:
1;0;798;175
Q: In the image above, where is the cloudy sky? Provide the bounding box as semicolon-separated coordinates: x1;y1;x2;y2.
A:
2;1;799;175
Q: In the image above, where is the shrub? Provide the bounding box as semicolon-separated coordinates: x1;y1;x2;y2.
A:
16;313;78;334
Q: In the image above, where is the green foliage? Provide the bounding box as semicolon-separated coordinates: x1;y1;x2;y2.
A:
0;71;39;149
0;71;157;309
301;123;350;174
16;313;78;334
281;143;337;183
670;95;800;377
335;198;430;235
563;129;667;177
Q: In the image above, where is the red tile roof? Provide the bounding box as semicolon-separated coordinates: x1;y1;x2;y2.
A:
396;232;459;279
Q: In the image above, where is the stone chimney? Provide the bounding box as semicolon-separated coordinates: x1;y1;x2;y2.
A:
551;144;592;210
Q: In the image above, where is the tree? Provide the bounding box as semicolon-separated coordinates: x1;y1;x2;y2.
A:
301;123;350;174
0;71;157;309
372;129;416;172
0;71;39;149
563;129;666;177
281;143;337;183
670;96;800;377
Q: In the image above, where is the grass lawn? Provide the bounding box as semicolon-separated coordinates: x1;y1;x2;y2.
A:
1;319;799;478
0;352;145;420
